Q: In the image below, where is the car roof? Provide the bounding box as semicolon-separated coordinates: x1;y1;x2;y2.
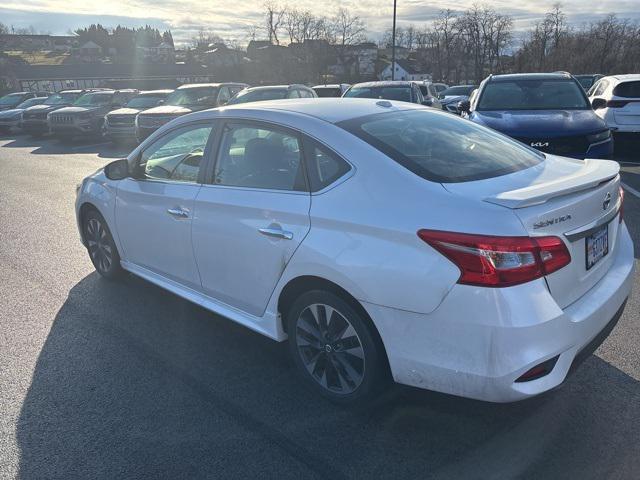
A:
489;73;573;82
190;97;422;124
58;90;85;94
351;81;413;88
609;74;640;82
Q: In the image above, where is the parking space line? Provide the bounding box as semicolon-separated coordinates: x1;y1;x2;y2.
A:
622;182;640;199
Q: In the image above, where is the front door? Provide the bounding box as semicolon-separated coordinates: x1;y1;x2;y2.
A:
192;121;311;317
115;122;215;289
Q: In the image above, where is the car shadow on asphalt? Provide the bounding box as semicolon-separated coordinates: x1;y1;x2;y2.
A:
16;272;640;479
0;133;133;159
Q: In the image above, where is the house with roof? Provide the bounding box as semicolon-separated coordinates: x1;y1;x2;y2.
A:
379;59;432;82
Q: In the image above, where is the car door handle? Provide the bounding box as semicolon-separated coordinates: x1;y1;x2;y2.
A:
258;227;293;240
167;207;189;218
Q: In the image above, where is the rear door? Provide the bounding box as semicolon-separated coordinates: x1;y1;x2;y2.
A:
191;120;311;317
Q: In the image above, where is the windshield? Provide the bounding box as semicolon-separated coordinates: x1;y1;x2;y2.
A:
44;93;79;105
442;86;475;97
16;98;44;109
73;93;113;106
165;87;218;106
228;88;287;104
0;94;23;106
344;86;412;103
126;95;165;109
314;87;342;98
338;109;543;183
477;79;589;110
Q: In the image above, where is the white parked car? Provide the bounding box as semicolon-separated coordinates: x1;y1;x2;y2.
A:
76;99;634;404
588;74;640;133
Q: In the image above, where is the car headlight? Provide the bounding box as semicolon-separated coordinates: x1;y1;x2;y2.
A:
587;129;611;144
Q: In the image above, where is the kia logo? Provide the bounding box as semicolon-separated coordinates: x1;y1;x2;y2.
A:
531;142;549;148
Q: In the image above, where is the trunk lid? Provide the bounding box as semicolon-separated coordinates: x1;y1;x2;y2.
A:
443;155;622;308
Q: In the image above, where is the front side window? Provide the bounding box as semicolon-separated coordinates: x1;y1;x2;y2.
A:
441;86;476;97
338;109;544;183
138;124;213;183
214;123;305;191
477;79;589;110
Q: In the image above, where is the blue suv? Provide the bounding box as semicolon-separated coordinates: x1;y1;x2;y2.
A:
460;73;613;159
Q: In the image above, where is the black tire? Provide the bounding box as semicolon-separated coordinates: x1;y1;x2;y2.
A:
83;209;123;280
286;290;388;405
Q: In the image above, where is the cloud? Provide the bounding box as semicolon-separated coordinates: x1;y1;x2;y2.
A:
1;0;639;45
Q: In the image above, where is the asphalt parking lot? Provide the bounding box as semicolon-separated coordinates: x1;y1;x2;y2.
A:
0;132;639;479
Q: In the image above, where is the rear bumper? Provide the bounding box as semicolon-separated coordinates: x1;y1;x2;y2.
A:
363;222;635;402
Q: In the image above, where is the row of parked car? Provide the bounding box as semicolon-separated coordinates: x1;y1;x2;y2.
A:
1;72;638;160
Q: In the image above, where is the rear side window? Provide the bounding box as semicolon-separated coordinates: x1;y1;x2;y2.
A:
344;87;412;103
337;110;543;183
304;141;351;192
613;81;640;98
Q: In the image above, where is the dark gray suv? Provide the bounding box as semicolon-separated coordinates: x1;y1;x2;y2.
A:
48;89;138;140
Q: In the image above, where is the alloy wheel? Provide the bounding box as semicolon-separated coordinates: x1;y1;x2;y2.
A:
86;217;113;273
295;303;366;394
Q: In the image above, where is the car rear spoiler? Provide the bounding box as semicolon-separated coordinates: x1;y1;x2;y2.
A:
484;159;620;209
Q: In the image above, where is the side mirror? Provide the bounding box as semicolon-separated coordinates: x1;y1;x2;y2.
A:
104;159;129;180
592;98;607;110
458;100;471;113
421;98;433;107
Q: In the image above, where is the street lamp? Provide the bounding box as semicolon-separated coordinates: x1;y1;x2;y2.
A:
391;0;397;80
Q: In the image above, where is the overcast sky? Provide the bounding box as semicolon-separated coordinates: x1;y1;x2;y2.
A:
2;0;640;45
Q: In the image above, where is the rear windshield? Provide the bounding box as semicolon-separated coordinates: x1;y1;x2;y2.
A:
613;81;640;98
477;79;589;110
314;87;342;98
337;109;544;183
344;86;412;103
576;76;596;90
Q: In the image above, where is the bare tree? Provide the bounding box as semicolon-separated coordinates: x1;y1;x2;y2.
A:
264;1;286;45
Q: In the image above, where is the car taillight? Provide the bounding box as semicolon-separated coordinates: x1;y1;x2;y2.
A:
417;230;571;287
607;100;629;108
619;186;624;223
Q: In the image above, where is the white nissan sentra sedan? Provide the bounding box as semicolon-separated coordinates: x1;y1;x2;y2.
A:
75;98;634;404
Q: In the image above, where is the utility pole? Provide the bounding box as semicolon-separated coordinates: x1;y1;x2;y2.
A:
391;0;397;80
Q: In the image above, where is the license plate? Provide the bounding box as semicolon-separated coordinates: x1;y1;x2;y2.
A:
585;224;609;270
